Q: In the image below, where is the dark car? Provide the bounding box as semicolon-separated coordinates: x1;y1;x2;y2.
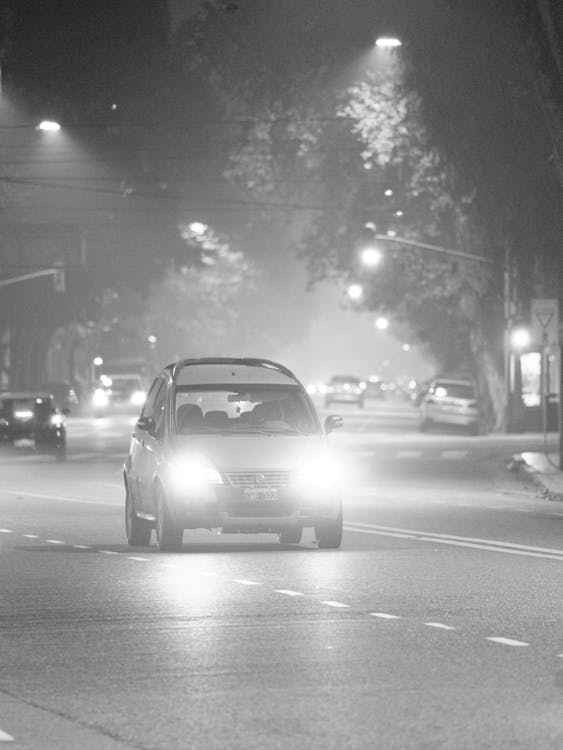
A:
0;391;67;460
325;375;365;408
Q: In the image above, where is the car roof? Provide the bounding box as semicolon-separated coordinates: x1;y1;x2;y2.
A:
0;391;53;400
166;357;301;387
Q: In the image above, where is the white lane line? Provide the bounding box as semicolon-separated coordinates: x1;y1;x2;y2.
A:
441;450;467;459
370;612;401;620
321;601;350;609
0;529;13;533
99;550;119;555
233;579;261;586
486;637;529;647
73;544;91;549
45;539;65;545
275;589;304;597
23;534;38;539
557;654;563;659
424;622;456;630
127;556;149;562
5;489;119;507
344;522;563;560
0;728;14;742
396;451;422;459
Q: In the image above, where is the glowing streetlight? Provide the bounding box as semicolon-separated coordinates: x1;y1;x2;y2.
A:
360;246;383;268
375;37;402;48
347;283;364;301
93;356;103;367
36;120;61;132
402;343;411;352
375;317;389;330
189;221;208;236
510;327;531;350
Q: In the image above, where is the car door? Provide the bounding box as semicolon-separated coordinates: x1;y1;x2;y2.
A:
137;379;167;513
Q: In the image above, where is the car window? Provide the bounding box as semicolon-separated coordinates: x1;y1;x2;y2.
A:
152;383;167;436
141;378;164;418
174;385;319;435
433;383;476;399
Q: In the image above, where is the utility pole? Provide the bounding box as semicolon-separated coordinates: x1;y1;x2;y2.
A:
559;253;563;469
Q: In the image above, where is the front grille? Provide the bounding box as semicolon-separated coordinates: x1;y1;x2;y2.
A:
226;471;291;489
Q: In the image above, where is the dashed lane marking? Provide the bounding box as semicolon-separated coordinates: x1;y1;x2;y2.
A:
370;612;401;620
424;622;456;630
233;579;261;586
5;490;119;507
127;556;149;562
23;534;38;539
441;450;468;459
99;550;119;555
45;539;65;545
275;590;304;597
73;545;91;549
0;728;14;742
0;529;13;533
486;637;530;647
321;601;350;608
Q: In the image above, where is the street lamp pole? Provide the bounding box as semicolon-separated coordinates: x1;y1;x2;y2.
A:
370;234;514;431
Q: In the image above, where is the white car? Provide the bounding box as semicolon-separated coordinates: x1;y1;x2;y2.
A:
419;378;480;434
123;357;344;551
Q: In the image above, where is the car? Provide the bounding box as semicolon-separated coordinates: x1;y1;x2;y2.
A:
364;378;386;401
92;373;147;417
419;377;480;434
123;357;344;551
41;381;80;414
0;391;67;460
324;375;365;408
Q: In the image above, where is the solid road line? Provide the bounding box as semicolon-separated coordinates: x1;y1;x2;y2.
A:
344;521;563;561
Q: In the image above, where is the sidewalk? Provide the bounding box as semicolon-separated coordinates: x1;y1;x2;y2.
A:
509;451;563;501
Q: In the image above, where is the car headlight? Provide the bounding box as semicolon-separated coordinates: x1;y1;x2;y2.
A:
293;454;342;494
92;388;109;407
50;414;64;427
130;390;146;406
167;453;223;491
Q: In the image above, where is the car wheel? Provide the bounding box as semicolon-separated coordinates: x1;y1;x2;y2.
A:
278;527;303;545
125;486;152;546
155;486;183;552
315;509;343;549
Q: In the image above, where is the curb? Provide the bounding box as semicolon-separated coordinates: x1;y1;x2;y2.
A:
508;454;563;502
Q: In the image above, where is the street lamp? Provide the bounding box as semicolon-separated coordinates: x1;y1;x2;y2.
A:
347;283;364;301
360;246;383;268
36;120;61;132
189;221;208;236
375;316;389;330
375;37;402;48
510;327;531;350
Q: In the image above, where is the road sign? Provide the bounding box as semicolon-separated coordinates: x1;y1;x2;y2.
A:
531;298;559;346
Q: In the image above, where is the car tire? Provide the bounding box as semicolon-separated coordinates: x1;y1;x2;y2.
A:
125;486;152;546
278;527;303;545
155;486;183;552
315;509;343;549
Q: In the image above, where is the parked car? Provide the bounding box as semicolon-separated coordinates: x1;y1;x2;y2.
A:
0;391;67;460
41;381;79;414
419;377;480;434
124;357;344;551
325;375;365;408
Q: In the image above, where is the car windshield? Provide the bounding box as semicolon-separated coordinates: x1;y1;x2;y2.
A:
174;385;319;435
435;383;476;399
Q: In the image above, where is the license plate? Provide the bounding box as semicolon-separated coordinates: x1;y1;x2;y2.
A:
244;488;278;502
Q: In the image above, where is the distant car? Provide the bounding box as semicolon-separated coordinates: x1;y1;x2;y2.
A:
41;381;79;414
0;391;67;460
325;375;364;408
92;373;147;417
419;378;480;434
123;357;344;551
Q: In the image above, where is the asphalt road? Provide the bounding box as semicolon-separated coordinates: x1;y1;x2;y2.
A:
1;400;562;750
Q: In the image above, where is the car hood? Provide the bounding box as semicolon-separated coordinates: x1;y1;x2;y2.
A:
169;434;327;472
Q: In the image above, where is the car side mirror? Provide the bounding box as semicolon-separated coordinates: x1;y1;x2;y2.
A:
324;414;343;434
136;416;155;433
